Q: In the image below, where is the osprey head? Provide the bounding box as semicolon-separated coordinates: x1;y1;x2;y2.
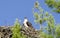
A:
24;17;28;22
23;17;28;27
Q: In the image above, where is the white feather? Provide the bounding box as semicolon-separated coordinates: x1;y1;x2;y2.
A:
23;19;28;27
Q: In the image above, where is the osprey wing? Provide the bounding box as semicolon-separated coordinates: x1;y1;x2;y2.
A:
26;22;33;28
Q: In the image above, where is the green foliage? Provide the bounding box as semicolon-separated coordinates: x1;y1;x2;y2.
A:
11;19;26;38
33;1;45;31
45;0;60;13
39;32;53;38
34;12;39;20
45;12;49;16
33;1;60;38
55;24;60;38
34;1;39;8
45;0;55;8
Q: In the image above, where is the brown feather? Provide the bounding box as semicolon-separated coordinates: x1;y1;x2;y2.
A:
26;22;33;28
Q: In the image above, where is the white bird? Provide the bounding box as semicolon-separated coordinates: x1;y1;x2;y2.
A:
23;17;33;28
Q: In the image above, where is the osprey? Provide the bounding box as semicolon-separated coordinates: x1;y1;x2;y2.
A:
23;17;33;28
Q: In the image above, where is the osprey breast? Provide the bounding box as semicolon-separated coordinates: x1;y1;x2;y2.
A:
23;18;33;28
23;19;28;27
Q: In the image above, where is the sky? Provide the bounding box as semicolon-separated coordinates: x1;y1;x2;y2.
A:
0;0;60;29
